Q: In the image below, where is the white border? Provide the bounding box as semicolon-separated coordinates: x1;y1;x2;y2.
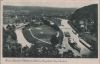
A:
0;0;100;64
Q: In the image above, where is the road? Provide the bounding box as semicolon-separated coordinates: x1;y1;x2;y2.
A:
59;19;92;56
15;28;32;48
4;23;32;47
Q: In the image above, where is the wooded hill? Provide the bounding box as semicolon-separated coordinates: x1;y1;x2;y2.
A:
69;4;98;36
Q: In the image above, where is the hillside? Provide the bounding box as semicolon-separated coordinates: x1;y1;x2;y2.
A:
69;4;98;35
69;4;98;21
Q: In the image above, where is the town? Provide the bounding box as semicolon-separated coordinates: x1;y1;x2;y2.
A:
3;4;98;58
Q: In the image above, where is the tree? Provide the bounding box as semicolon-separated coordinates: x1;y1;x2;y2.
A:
50;35;58;46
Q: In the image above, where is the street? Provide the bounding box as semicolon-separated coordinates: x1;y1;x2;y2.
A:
59;19;92;56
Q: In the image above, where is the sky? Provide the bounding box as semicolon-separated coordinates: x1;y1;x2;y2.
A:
3;0;99;8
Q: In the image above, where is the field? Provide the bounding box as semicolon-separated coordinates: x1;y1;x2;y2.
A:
22;24;58;45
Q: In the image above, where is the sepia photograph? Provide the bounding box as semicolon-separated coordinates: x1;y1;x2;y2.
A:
2;0;99;59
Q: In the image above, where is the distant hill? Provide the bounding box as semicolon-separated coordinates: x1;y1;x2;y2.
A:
3;6;76;17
